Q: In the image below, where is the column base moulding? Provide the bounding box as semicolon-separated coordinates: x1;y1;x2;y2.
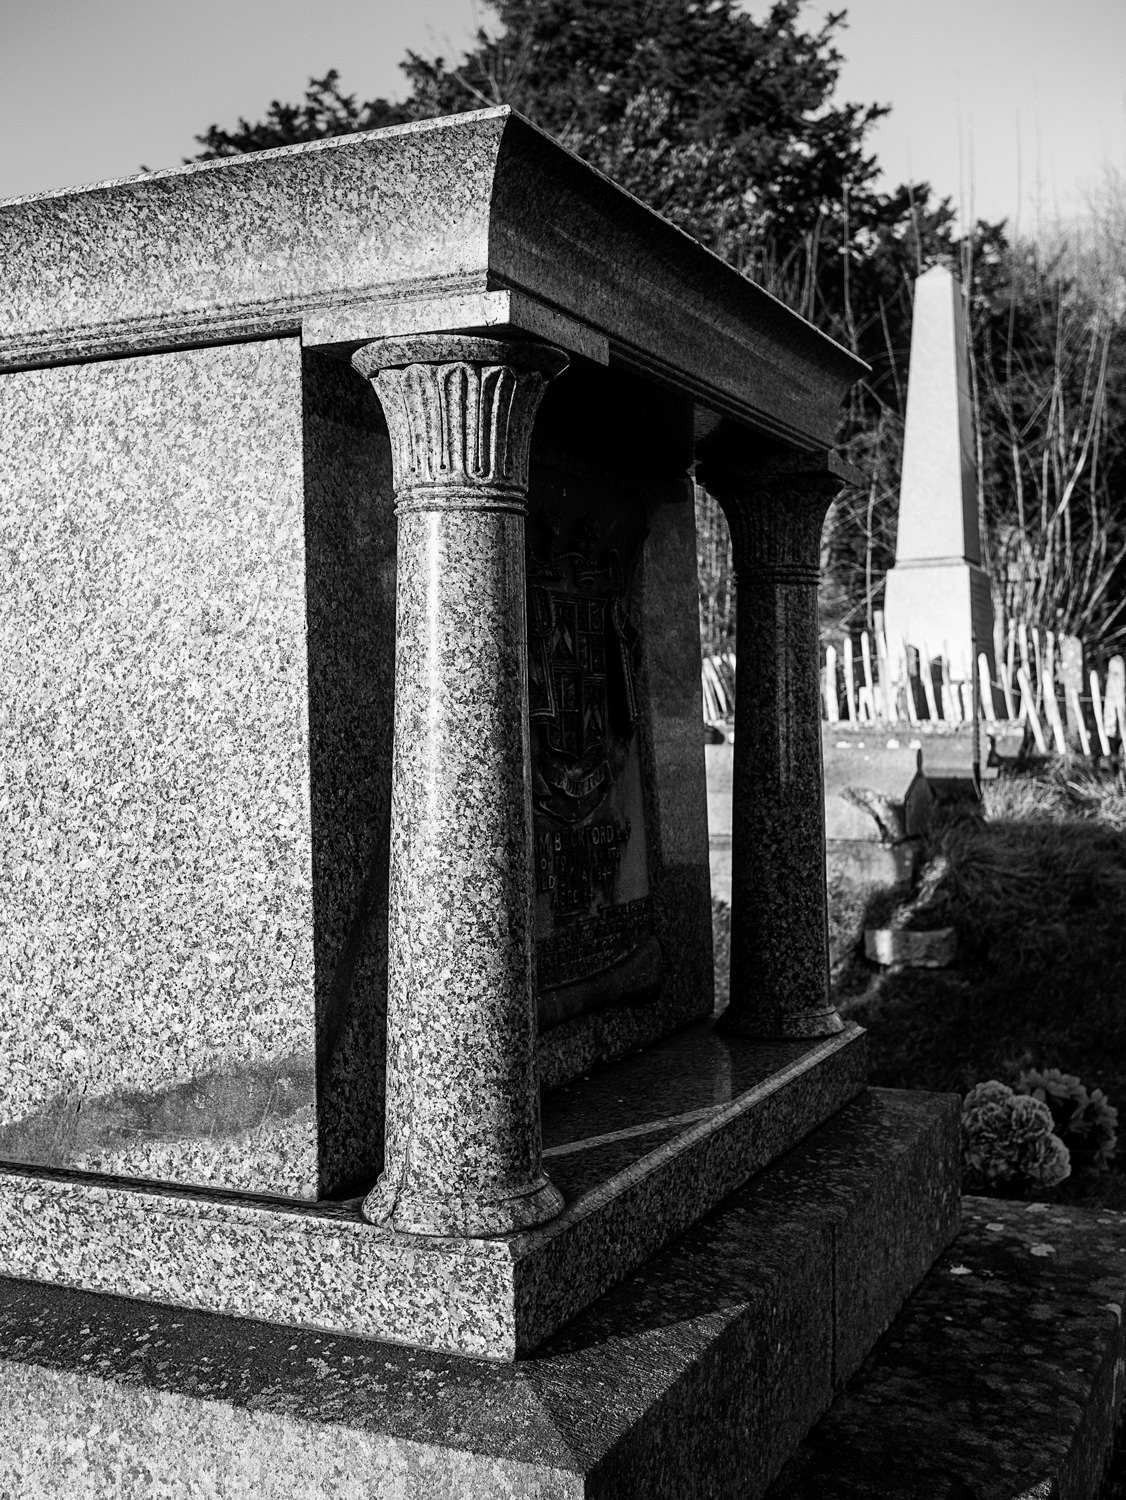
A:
0;1022;868;1362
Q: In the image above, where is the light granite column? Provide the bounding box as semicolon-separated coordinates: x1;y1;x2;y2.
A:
699;460;845;1039
352;334;568;1236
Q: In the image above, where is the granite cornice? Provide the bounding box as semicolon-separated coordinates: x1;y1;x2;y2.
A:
486;113;867;446
0;113;507;372
1;106;866;451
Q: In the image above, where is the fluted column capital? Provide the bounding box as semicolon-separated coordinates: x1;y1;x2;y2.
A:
352;335;569;513
696;460;848;584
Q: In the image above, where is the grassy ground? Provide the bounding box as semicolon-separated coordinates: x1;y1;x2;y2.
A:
831;758;1126;1207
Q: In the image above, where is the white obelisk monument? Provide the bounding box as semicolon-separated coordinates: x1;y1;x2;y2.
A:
883;263;993;679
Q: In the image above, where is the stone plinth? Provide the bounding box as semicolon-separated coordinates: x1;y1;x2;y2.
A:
883;263;994;678
0;1022;867;1361
883;555;994;681
0;1089;959;1499
769;1196;1126;1499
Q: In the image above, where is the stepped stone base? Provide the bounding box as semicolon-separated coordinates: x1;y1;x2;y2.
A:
0;1022;867;1361
0;1088;959;1499
769;1196;1126;1500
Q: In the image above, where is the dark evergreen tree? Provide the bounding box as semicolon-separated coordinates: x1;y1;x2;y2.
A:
192;70;411;158
198;6;1126;651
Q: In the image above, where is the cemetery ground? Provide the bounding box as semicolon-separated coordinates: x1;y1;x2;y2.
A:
836;757;1126;1209
828;757;1126;1498
713;758;1126;1495
714;755;1126;1208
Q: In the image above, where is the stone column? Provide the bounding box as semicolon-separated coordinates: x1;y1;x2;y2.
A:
352;334;568;1237
698;459;845;1039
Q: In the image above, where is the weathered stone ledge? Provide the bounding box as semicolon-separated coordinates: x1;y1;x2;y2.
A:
768;1195;1126;1500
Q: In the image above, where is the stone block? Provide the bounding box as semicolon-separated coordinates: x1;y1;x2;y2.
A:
825;840;919;894
732;1087;962;1384
768;1196;1126;1499
864;926;958;968
0;1088;957;1499
0;1023;868;1361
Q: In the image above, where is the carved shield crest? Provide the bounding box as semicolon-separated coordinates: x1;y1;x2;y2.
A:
527;517;638;824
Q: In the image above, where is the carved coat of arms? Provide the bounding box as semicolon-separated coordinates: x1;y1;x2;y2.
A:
527;516;639;824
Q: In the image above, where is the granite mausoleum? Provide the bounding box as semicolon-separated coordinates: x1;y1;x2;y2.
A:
0;109;959;1496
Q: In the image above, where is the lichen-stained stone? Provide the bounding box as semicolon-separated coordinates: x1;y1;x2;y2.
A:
0;339;320;1197
769;1196;1126;1499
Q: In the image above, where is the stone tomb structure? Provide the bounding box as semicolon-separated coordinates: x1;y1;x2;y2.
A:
0;110;959;1495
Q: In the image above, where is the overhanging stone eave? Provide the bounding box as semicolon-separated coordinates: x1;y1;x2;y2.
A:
485;110;868;450
0;110;511;373
1;106;868;453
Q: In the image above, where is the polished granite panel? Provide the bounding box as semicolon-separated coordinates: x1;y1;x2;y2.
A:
0;339;319;1198
0;1089;956;1498
529;368;713;1089
0;1023;867;1360
541;1022;859;1198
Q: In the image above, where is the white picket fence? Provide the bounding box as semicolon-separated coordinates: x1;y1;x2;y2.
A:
702;619;1126;756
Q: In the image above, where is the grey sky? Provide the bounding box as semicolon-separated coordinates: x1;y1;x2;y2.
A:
2;0;1123;231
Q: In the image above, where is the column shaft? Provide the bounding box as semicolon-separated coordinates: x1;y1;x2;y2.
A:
705;467;845;1039
353;335;567;1236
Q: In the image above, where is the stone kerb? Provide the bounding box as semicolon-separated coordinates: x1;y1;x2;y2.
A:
351;334;569;1238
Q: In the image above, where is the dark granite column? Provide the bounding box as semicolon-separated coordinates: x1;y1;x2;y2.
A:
352;334;568;1236
698;458;845;1039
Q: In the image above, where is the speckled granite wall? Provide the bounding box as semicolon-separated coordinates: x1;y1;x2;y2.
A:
0;336;706;1196
0;338;353;1199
